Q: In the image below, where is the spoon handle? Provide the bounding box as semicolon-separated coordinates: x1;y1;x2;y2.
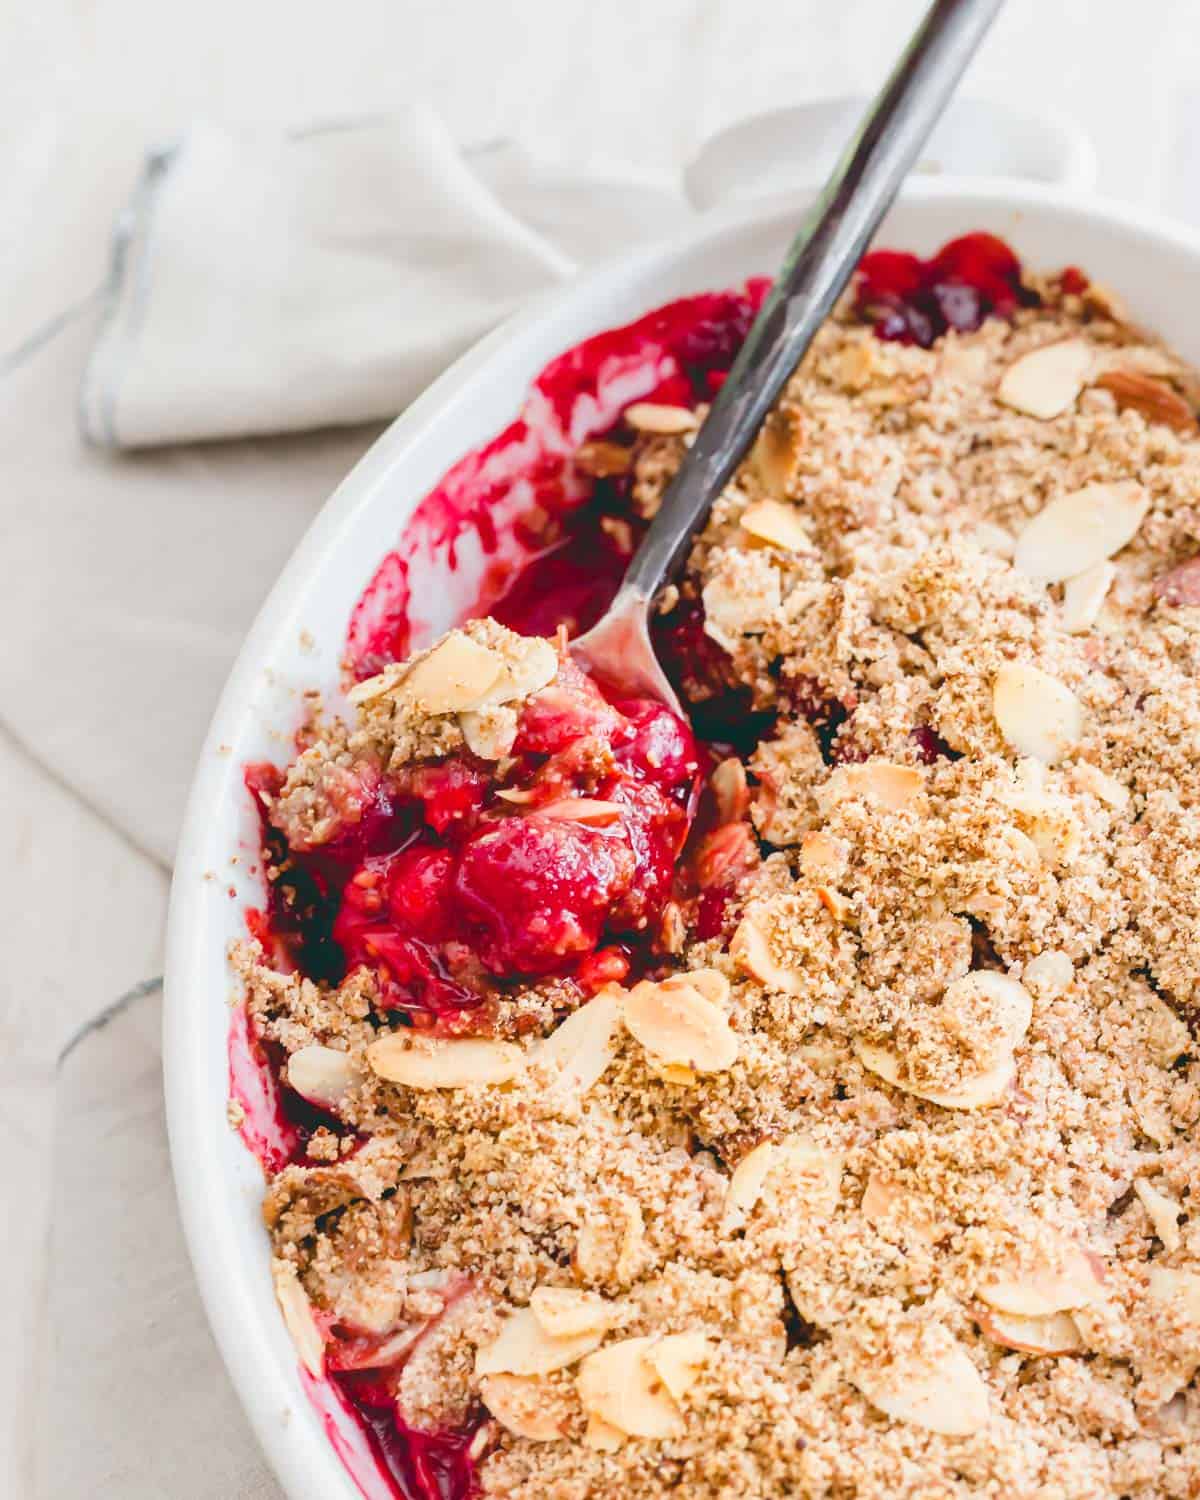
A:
620;0;1004;604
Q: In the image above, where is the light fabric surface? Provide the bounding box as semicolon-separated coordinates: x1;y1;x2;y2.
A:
4;2;1200;1497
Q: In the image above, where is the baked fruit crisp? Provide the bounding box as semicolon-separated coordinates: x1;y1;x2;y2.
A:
232;237;1200;1499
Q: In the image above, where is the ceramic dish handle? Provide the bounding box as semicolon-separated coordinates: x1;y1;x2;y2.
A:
686;96;1098;211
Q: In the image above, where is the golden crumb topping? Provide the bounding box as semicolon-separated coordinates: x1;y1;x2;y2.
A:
244;270;1200;1499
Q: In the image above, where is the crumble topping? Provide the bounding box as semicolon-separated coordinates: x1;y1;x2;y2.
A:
241;263;1200;1498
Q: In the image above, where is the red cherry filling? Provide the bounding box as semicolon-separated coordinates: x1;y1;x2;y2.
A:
265;665;699;1020
855;231;1036;347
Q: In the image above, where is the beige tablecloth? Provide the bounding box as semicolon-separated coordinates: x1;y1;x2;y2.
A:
6;1;1200;1495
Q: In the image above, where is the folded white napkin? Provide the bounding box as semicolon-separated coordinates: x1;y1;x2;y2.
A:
79;107;691;449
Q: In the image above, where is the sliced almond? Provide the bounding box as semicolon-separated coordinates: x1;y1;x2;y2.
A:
1013;480;1149;583
536;798;623;826
272;1260;325;1378
286;1044;364;1111
850;1329;989;1436
479;1373;570;1441
944;971;1033;1049
533;989;622;1098
723;1140;779;1226
976;1306;1083;1356
403;633;503;714
622;977;738;1075
819;761;924;814
1147;1266;1200;1321
856;1040;1016;1110
530;1287;620;1340
576;1337;685;1439
574;1198;645;1288
997;338;1092;419
979;1239;1104;1317
800;830;849;882
367;1033;525;1090
730;911;803;996
740;498;813;552
815;885;853;924
1061;560;1115;633
475;1306;604;1378
1094;369;1197;432
483;637;559;706
750;406;803;493
711;757;749;825
582;1415;626;1451
992;663;1082;765
646;1332;710;1404
1134;1179;1183;1252
346;662;408;706
658;968;730;1006
624;402;698;435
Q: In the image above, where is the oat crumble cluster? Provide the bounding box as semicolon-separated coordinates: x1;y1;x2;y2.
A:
239;264;1200;1499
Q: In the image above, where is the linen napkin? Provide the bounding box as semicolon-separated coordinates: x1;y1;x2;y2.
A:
79;107;689;449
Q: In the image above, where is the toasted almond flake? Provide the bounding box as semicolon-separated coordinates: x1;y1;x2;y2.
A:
624;402;698;435
346;662;407;705
367;1034;525;1090
286;1044;363;1111
860;1177;947;1245
1094;369;1197;432
582;1415;626;1451
1022;950;1074;999
945;971;1033;1048
740;498;813;552
1013;479;1149;583
997;338;1092;419
1134;1179;1184;1252
479;1373;570;1441
992;663;1083;765
658;968;730;1006
574;440;633;478
402;633;504;714
495;786;536;803
722;1140;778;1226
976;1306;1084;1356
532;989;622;1098
574;1198;645;1288
857;1040;1016;1110
819;760;925;813
1061;560;1115;632
750;407;803;493
530;1287;620;1339
622;977;738;1075
536;797;623;826
800;830;849;882
815;885;853;924
850;1330;989;1436
475;1306;604;1377
646;1333;710;1404
577;1337;685;1439
730;911;804;996
979;1239;1104;1316
711;757;749;824
482;637;560;706
459;706;518;761
272;1260;325;1378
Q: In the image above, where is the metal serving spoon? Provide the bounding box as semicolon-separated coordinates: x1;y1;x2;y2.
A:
572;0;1004;711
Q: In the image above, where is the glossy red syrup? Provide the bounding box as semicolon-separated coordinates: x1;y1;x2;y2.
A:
238;234;1032;1500
854;232;1037;347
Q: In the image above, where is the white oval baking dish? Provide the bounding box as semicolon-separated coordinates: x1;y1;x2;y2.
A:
165;177;1200;1500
